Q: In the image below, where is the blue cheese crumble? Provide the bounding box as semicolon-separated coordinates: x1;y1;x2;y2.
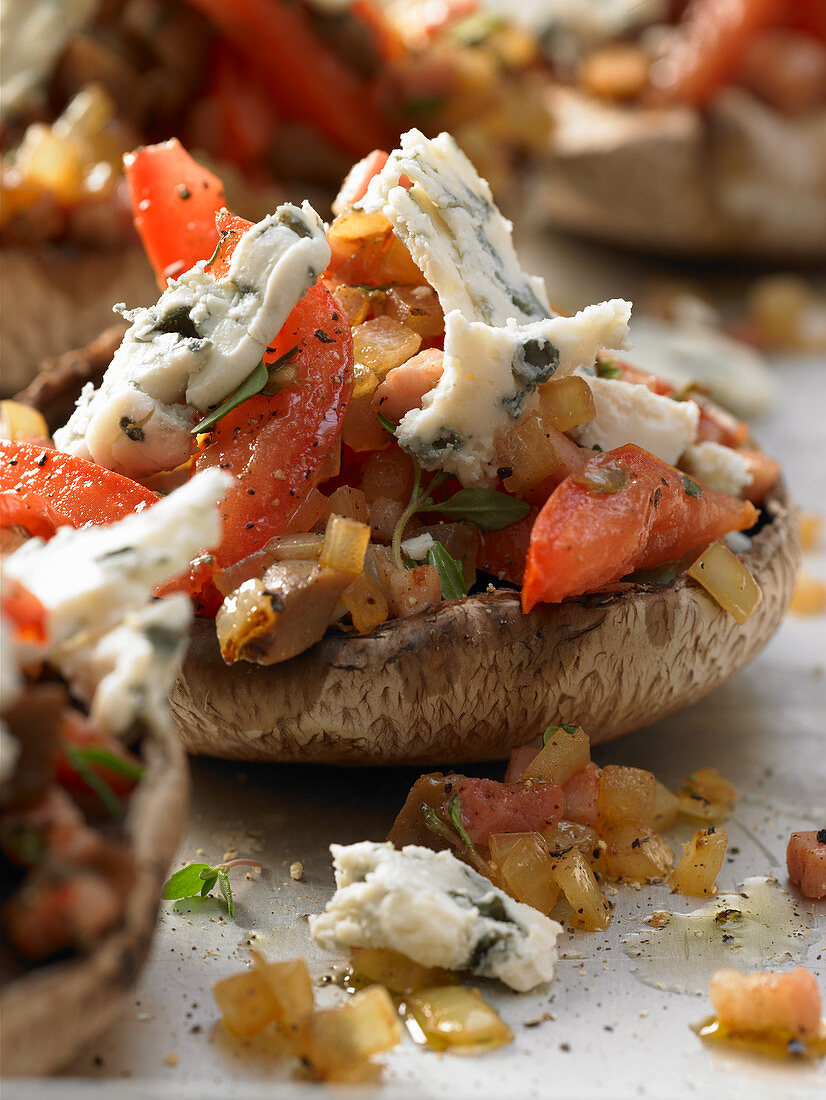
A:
309;841;563;992
54;203;330;478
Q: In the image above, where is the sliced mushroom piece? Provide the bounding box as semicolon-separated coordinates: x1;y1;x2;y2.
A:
216;561;354;666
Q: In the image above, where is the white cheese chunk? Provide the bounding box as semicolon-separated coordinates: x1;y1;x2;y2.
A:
573;375;698;465
2;468;232;652
401;302;631;486
361;129;551;326
680;441;750;497
310;841;562;992
54;203;330;478
56;597;192;738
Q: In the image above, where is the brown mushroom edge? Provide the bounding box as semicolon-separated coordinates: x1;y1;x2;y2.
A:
540;86;826;261
0;729;189;1076
170;485;799;767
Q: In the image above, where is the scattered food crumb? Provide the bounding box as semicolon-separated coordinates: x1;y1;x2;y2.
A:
164;1054;179;1067
290;861;305;881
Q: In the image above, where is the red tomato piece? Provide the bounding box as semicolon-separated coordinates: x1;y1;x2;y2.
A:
1;578;48;646
503;744;540;784
333;149;390;216
0;441;158;539
450;776;566;846
55;709;143;807
125;138;227;285
193;283;354;570
562;762;602;828
476;506;538;585
654;0;787;108
787;830;826;899
522;443;759;611
181;0;393;158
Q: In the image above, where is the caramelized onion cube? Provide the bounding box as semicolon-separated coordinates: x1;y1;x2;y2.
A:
250;951;314;1032
536;375;596;432
342;571;389;634
687;541;762;624
651;780;680;831
523;725;590;787
265;533;323;561
669;827;727;896
603;825;673;882
327;485;369;524
598;765;657;827
384;286;444;338
549;847;611;930
387;563;441;617
406;986;513;1052
213;969;280;1038
297;985;401;1082
352;317;422;378
0;400;50;443
320;515;370;577
489;832;560;913
349;948;451;993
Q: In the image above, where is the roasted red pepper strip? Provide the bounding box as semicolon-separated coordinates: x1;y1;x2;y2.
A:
522;443;758;611
0;441;158;539
125;138;227;286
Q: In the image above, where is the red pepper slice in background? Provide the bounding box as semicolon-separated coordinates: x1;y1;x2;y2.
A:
182;0;394;158
125;138;227;286
522;444;758;611
0;441;158;539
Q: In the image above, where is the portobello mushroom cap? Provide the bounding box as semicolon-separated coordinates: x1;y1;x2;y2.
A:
170;485;799;766
541;86;826;260
0;727;189;1075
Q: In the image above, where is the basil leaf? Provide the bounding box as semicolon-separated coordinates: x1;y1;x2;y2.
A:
192;360;268;435
681;474;703;499
217;869;236;919
163;863;213;900
427;541;468;599
65;746;144;782
63;745;122;819
447;794;475;852
377;412;397;435
425;488;529;531
199;872;218;897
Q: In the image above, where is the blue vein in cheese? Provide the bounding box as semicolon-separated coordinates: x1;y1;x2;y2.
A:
310;841;563;993
54;203;330;478
360;129;551;326
400;302;632;486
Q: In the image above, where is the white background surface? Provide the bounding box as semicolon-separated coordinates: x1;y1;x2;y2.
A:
8;231;826;1099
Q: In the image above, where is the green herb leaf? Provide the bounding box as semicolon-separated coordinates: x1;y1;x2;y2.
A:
681;474;703;498
199;872;218;897
423;487;530;531
377;412;397;435
217;869;235;918
162;863;213;900
421;803;454;845
63;745;123;818
427;541;468;599
192;359;268;435
65;745;144;782
447;794;475;852
596;356;622;380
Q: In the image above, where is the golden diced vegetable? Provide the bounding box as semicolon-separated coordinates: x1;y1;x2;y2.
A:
687;541;762;625
669;828;728;896
536;375;596;433
678;767;738;823
334;285;372;326
327;485;369;524
352;317;422;378
550;847;611;930
320;515;370;577
580;44;651;100
296;985;401;1083
250;951;314;1033
0;401;50;444
523;725;590;787
369;497;405;544
342;571;389;634
387;563;442;617
543;822;607;878
359;446;415;505
213;969;281;1038
651;780;680;832
384;286;444;338
598;765;657;828
265;533;323;561
797;511;823;552
349;948;451;993
488;832;560;914
603;826;673;883
340;365;388;453
329;208;391;242
790;570;826;616
405;986;513;1052
497;414;569;497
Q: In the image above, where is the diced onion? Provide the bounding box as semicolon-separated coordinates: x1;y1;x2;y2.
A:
349;948;451;993
489;831;560;913
523;725;590;787
598;765;657;828
0;401;50;443
320;514;370;577
536;375;596;432
265;533;323;561
296;985;401;1083
686;541;762;624
602;825;673;882
549;847;611;930
352;317;423;378
250;951;314;1032
327;485;369;524
669;828;727;897
790;570;826;616
342;571;389;634
405;986;513;1052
